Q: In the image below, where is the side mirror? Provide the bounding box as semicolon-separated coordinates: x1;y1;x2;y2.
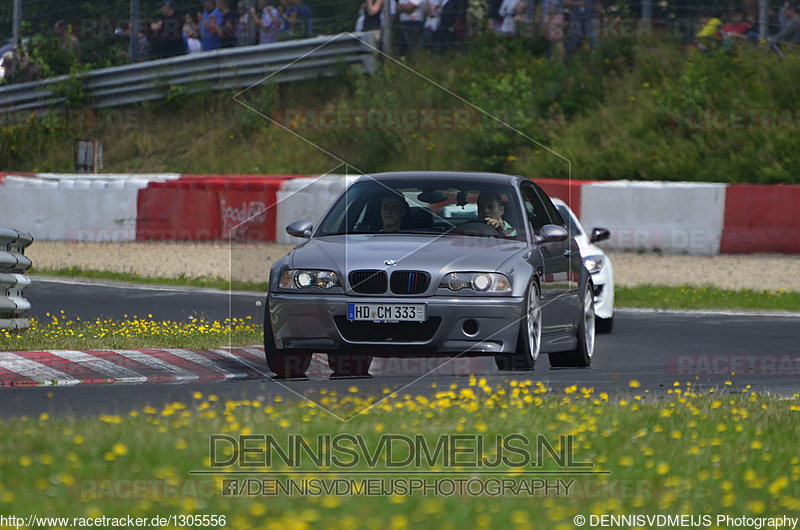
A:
590;228;611;243
535;224;569;244
286;221;313;239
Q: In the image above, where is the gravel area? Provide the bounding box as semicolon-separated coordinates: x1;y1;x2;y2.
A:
26;242;800;292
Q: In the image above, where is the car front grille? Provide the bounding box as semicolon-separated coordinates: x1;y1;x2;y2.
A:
334;316;441;343
349;270;388;294
390;271;430;295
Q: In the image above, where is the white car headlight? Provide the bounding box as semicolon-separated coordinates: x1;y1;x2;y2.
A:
442;273;511;293
583;255;605;274
280;270;340;289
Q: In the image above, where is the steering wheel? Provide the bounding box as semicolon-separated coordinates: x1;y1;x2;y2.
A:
452;221;501;237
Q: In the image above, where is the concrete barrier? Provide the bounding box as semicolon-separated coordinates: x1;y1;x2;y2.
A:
0;174;180;242
275;175;358;243
720;184;800;254
580;181;727;255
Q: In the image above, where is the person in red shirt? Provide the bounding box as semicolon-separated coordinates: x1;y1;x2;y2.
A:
720;9;752;40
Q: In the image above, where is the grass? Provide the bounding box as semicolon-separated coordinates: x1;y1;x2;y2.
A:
616;285;800;312
1;384;799;524
0;313;263;352
31;267;270;293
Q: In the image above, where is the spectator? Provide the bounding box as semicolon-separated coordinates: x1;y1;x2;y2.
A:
497;0;524;36
565;0;596;54
236;1;259;46
253;0;281;44
695;8;722;49
397;0;427;56
218;0;239;48
151;0;185;59
279;0;298;36
183;14;204;54
541;0;565;60
417;0;444;50
487;0;503;33
772;2;800;45
130;29;150;62
54;20;81;63
198;0;224;51
361;0;384;31
720;9;752;41
0;52;12;82
439;0;467;50
294;0;314;38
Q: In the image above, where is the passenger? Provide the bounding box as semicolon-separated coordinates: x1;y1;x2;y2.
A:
380;193;409;232
477;191;516;237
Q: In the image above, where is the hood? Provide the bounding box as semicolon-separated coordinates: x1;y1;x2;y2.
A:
290;234;528;275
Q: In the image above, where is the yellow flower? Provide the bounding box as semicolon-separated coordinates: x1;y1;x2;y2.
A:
629;379;640;388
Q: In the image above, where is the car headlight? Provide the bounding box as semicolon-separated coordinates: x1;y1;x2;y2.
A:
279;270;340;289
583;254;605;274
441;273;511;293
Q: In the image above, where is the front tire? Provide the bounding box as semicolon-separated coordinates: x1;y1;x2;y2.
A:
550;281;595;368
495;281;541;371
596;315;614;334
264;302;311;379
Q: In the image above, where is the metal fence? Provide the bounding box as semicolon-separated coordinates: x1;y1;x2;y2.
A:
0;228;33;332
0;31;378;113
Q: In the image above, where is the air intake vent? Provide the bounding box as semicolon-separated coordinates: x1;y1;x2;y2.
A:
390;271;430;295
349;270;387;294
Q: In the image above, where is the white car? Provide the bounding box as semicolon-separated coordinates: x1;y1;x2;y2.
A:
551;198;615;333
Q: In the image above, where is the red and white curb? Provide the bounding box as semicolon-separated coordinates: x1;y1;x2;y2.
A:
0;348;496;386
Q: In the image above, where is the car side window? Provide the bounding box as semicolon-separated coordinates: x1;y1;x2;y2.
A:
534;186;566;229
521;185;552;234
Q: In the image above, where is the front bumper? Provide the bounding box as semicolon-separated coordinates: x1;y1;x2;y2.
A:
268;293;524;355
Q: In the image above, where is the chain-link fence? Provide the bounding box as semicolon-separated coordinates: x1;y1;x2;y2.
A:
0;0;784;83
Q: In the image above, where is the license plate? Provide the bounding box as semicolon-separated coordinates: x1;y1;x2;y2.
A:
347;303;427;322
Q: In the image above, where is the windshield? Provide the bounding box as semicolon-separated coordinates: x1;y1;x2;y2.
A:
555;204;582;237
317;179;524;240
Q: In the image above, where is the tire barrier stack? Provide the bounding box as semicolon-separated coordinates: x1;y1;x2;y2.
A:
0;229;34;331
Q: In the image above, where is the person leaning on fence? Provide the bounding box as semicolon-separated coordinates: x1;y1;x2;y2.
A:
253;0;281;44
218;0;239;48
294;0;314;38
151;0;185;59
694;8;722;50
183;14;203;54
198;0;224;51
360;0;384;31
236;1;259;46
0;52;12;83
397;0;427;56
54;20;81;64
771;2;800;46
565;0;596;55
541;0;565;61
719;8;752;42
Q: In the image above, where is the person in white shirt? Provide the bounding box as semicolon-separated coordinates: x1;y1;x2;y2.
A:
416;0;445;51
396;0;427;55
497;0;522;36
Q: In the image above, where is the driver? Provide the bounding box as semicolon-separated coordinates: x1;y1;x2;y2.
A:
380;192;409;232
477;191;516;237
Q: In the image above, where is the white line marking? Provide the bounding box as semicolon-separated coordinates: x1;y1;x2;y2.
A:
617;308;800;318
209;349;270;377
0;352;81;386
165;349;236;378
111;350;199;381
47;350;147;383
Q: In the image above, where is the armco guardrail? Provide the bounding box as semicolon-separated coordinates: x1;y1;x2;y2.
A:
0;32;378;113
0;229;34;331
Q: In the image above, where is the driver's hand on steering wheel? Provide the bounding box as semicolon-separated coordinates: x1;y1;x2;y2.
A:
485;217;503;230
